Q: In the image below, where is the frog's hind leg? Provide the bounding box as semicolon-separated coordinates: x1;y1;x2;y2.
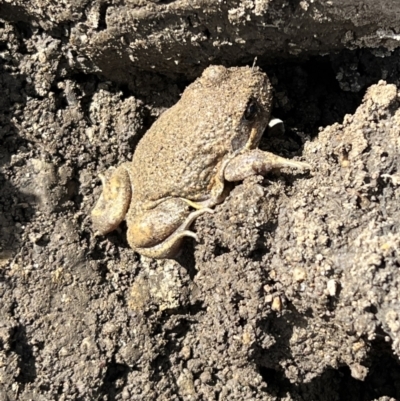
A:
131;208;213;259
91;164;132;235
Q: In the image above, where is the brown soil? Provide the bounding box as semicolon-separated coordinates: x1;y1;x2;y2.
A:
1;13;400;401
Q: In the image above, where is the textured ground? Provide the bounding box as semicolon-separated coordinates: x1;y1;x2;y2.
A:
3;0;400;81
1;1;400;400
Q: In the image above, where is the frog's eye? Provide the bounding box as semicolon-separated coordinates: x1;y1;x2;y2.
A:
244;99;258;120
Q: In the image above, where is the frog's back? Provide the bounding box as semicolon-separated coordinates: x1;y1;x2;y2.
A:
131;65;272;203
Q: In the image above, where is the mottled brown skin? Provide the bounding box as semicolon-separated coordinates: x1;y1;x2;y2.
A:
92;65;309;259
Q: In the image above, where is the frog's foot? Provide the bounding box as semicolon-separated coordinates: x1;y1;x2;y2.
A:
180;198;212;210
133;208;214;259
224;149;310;182
91;165;132;235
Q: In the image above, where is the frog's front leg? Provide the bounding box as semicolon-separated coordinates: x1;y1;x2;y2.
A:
127;199;213;259
223;149;310;182
91;163;132;235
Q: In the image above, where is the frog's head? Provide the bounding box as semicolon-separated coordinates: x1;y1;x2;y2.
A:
197;65;273;153
229;66;273;152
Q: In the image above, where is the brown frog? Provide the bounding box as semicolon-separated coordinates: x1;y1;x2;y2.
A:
91;65;309;258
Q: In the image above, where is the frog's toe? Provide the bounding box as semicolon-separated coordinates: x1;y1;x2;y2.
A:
182;207;214;225
133;230;195;259
132;207;213;259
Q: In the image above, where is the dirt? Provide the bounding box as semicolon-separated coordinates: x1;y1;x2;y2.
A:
0;6;400;401
4;0;400;83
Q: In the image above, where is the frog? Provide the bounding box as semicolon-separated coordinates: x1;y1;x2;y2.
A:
91;65;310;259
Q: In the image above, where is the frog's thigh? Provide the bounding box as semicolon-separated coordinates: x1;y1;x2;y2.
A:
127;199;189;249
127;199;213;259
91;164;132;235
224;149;310;182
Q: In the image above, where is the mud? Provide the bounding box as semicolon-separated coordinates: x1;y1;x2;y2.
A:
0;3;400;400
